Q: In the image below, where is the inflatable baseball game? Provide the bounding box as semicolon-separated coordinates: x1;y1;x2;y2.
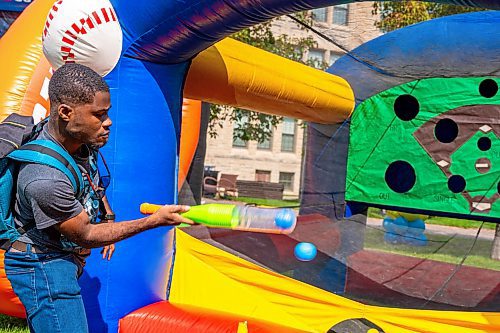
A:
0;0;499;332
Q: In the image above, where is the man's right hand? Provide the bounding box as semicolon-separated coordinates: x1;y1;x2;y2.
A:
149;205;195;226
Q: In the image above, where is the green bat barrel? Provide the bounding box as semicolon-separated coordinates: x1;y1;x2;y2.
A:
140;203;296;234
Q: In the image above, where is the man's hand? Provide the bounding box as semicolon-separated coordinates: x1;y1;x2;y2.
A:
101;244;115;260
149;205;194;227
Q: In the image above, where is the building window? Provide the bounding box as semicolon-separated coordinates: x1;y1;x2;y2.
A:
232;115;248;148
308;49;325;69
332;4;348;26
255;170;271;182
311;7;327;22
329;52;341;66
279;172;295;191
281;118;296;152
257;131;272;150
232;136;248;147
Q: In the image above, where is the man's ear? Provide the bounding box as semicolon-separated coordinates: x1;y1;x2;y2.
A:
58;104;73;121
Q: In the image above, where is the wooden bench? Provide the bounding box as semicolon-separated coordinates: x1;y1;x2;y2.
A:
236;180;284;200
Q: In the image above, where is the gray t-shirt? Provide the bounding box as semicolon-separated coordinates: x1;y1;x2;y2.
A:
14;128;90;254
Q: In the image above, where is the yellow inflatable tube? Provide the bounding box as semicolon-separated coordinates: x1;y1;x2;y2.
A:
185;38;355;124
170;229;500;333
0;0;53;122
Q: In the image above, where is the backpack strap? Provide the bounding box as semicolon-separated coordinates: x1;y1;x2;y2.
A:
7;139;84;197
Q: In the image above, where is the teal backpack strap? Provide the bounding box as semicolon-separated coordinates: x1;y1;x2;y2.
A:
7;140;83;196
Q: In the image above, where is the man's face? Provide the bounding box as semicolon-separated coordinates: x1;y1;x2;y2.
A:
66;91;112;148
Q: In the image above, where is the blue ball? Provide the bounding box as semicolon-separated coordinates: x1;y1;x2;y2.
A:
344;204;352;218
274;208;296;229
294;242;317;261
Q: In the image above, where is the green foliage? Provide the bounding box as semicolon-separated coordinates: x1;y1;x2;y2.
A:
373;1;484;32
0;315;28;333
208;13;319;142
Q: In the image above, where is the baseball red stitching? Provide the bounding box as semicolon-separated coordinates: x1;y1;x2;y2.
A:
43;1;118;64
43;0;63;40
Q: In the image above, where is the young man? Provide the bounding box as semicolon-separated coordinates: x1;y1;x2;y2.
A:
4;63;193;333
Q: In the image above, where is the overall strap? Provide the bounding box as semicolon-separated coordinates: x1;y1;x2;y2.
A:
7;139;84;196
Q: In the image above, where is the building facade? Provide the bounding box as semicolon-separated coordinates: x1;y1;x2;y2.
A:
204;3;381;199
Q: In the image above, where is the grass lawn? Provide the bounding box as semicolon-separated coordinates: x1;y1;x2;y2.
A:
231;196;300;208
0;315;27;333
232;202;497;231
364;226;500;271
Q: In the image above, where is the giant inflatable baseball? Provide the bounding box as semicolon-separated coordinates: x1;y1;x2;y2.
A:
0;0;499;332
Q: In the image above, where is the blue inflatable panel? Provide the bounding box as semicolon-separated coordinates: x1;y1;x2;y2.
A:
110;0;500;64
0;1;30;12
79;57;189;333
330;11;500;104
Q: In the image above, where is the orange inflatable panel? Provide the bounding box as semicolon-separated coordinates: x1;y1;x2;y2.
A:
119;301;307;333
0;250;25;318
178;99;201;190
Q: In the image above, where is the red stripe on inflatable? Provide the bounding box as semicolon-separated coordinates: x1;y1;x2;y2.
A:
109;8;117;22
65;29;77;40
92;11;102;24
61;36;75;46
86;17;95;29
62;53;75;60
101;8;110;23
71;23;86;35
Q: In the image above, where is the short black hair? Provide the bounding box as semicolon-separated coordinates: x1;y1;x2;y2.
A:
48;63;109;114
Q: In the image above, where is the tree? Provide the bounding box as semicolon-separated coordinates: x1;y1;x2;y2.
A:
372;1;483;32
208;14;322;143
373;2;499;260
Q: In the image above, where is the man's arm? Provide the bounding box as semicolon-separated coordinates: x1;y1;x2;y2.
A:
54;205;193;248
100;195;115;259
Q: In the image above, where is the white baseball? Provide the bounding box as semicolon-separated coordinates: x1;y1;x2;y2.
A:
42;0;122;76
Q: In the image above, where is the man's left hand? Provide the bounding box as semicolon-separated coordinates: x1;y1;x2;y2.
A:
101;244;115;260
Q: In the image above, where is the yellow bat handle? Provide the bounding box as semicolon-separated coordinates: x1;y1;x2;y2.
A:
140;203;162;215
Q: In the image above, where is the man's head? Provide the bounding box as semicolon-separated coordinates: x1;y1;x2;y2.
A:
48;63;112;149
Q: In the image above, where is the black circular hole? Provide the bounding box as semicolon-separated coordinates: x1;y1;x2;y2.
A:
477;137;491;151
385;161;416;193
394;95;419;121
479;79;498;98
435;118;458;143
448;175;466;193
